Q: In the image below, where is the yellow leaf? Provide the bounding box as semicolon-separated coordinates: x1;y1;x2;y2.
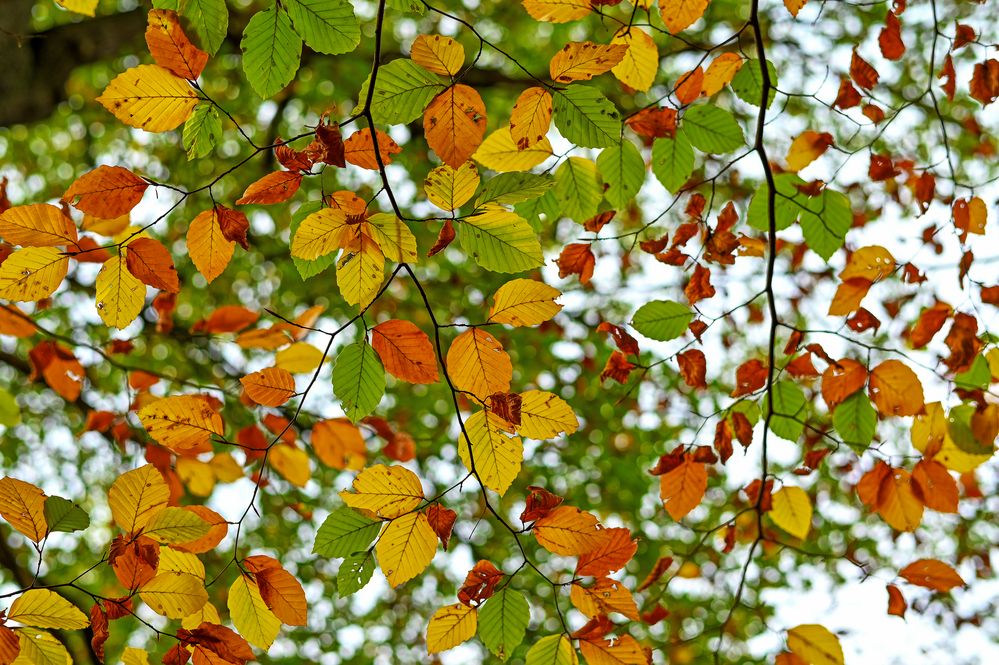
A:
121;647;151;665
138;395;224;453
533;505;607;556
210;453;244;482
181;600;221;630
549;41;628;83
0;477;47;543
0;247;69;302
270;444;311;488
336;232;384;308
770;486;812;539
877;468;923;531
869;359;924;417
55;0;98;16
241;366;297;407
275;342;324;374
229;574;281;650
786;624;844;665
522;0;591;23
424;84;488;168
526;635;578;665
96;64;198;132
8;590;89;630
96;255;146;329
340;464;424;518
291;208;352;260
375;511;437;587
187;208;234;284
140;571;208;619
517;390;579;439
426;603;477;654
425;162;480;211
12;629;71;665
786;131;834;172
701;53;744;97
107;464;170;533
364;213;419;263
158;547;206;579
510;87;554;150
82;213;130;236
458;410;524;496
827;278;872;316
446;328;513;400
312;419;367;471
839;245;895;282
411;34;465;76
659;0;710;34
0;204;78;247
570;579;640;621
610;27;658;92
488;279;562;327
473;127;553;172
912;403;993;473
176;458;217;497
143;507;212;544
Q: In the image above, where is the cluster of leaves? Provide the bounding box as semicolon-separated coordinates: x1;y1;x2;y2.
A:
0;0;997;664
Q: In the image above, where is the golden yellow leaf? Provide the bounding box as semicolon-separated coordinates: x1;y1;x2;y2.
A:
181;600;221;630
176;458;217;497
187;208;235;284
107;464;170;534
140;571;208;619
827;278;872;316
510;87;554;150
517;390;578;440
0;204;78;247
340;464;424;518
12;629;71;665
158;547;206;579
270;444;311;488
786;131;834;172
96;64;198;132
312;419;367;470
570;579;640;621
488;279;562;327
229;574;281;650
659;0;710;34
411;34;465;76
275;342;324;374
784;0;808;17
549;41;628;83
121;647;152;665
912;403;993;473
701;53;744;97
0;247;70;302
447;328;513;400
877;468;923;531
8;590;89;630
610;27;658;92
769;486;812;539
426;603;477;654
95;255;146;329
0;477;48;543
425;162;480;211
786;624;844;665
458;410;524;496
522;0;591;23
869;359;924;417
336;231;384;309
839;245;895;282
473;127;553;172
82;213;130;236
55;0;97;16
241;367;297;407
291;208;352;260
375;511;437;587
660;458;708;521
138;395;224;453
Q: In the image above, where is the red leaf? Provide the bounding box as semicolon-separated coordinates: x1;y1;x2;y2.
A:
426;504;457;551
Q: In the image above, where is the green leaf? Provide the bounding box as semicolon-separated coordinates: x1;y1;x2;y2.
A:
475;173;555;207
387;0;426;13
554;157;602;223
948;403;993;455
525;635;576;665
332;342;385;422
183;103;221;160
955;355;991;390
337;551;375;595
155;0;229;55
460;207;544;273
833;391;876;451
43;496;90;534
313;507;382;557
552;85;621;149
0;387;19;427
651;132;695;193
478;588;530;661
241;6;303;98
284;0;360;55
764;381;807;442
361;60;446;125
798;189;852;261
290;201;335;280
682;105;745;154
597;140;645;209
732;59;778;108
631;300;694;341
747;173;806;231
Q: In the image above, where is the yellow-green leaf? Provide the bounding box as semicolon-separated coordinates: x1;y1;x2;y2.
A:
8;590;89;630
229;573;282;650
458;410;524;496
143;506;212;544
140;571;209;619
425;162;480;211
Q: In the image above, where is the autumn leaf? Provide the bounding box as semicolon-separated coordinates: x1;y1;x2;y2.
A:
424;84;488;168
659;457;707;520
97;64;198;132
371;319;439;384
898;558;965;592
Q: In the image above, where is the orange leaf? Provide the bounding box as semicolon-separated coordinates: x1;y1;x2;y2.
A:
245;557;308;626
510;87;553;150
910;459;958;513
878;12;905;61
898;558;965;592
877;468;923;531
446;328;512;400
850;50;879;90
820;358;867;410
343;128;402;170
869;359;924;417
235;171;303;205
241;367;297;407
570;578;640;621
828;278;873;316
533;505;608;556
886;584;907;617
423;84;487;168
187;207;235;284
145;9;208;79
579;634;647;665
908;302;951;348
576;527;638;577
659;457;707;520
674;67;704;105
197;305;259;333
63;166;148;219
311;419;366;471
556;243;595;285
702;53;744;97
371;319;439;384
549;41;628;83
125;237;180;293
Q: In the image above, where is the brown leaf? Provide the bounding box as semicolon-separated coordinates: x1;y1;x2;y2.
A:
677;349;707;388
969;59;999;106
878;13;905;60
557;243;595;285
426;504;457;550
850;50;879;89
457;560;504;606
